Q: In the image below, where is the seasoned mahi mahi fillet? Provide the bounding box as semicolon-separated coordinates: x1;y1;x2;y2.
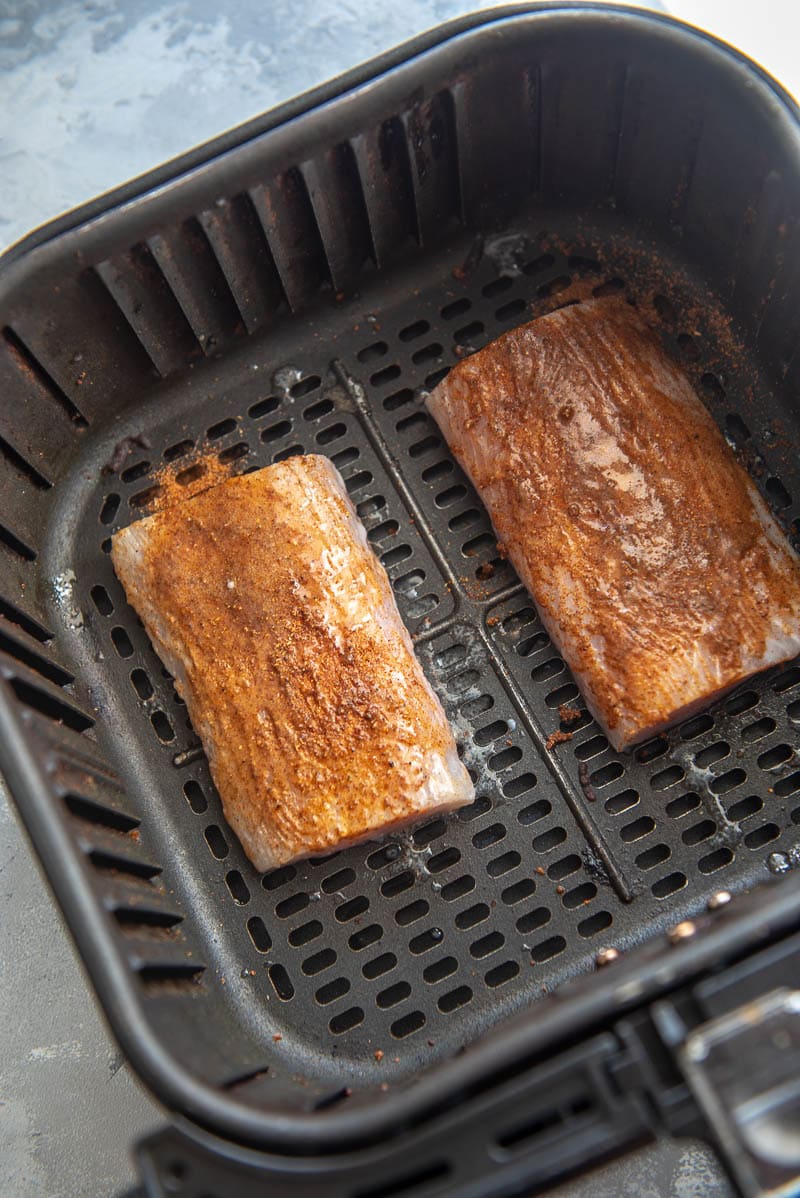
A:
427;298;800;749
112;455;472;870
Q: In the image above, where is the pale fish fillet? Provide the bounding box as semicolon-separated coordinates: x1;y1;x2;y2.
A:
111;454;473;870
427;298;800;749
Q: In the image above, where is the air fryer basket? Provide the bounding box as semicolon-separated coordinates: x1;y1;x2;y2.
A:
2;5;800;1195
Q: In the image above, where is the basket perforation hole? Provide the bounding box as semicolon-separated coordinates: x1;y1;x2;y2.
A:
562;881;594;905
496;298;527;321
421;460;454;483
516;905;550;934
453;320;484;343
391;1010;425;1038
369;520;400;548
267;963;294;1000
727;794;762;822
321;868;356;894
698;847;734;874
276;892;310;918
787;700;800;724
505;773;537;800
455;902;489;930
745;823;780;849
120;460;150;483
371;364;401;387
650;765;685;791
383;388;414;412
635;737;669;764
547;854;581;881
395;899;429;926
681;714;715;740
605;789;639;815
345;470;373;495
329;1007;363;1034
290;375;321;399
652;871;688;898
710;768;747;795
758;743;793;770
485;960;520;988
530;935;566;963
100;493;121;524
316;422;346;446
434;483;466;508
620;816;655;843
773;771;800;797
665;791;701;819
363;952;397;980
303;397;334;422
532;826;567;853
396;411;429;435
530;657;564;683
681;819;716;846
518;799;551;825
219;441;248;464
578;910;612;938
399;319;430;342
204;825;228;859
357;340;388;363
502;878;536;905
150;710;174;742
225;870;250;904
482;277;513;297
303;948;336;975
486;850;520;877
381;544;412;569
592;277;624;297
694;741;730;768
490;746;523;773
449;508;480;532
377;980;411;1009
636;843;671;870
111;626;134;658
441;297;471;319
524;253;556;276
91;585;114;616
261;420;292;444
517;632;550;659
262;864;297;891
427;847;461;874
742;717;777;744
130;668;153;700
411;342;443;366
183;780;206;813
726;688;759;713
423;956;457;984
575;735;608;761
766;477;791;508
474;722;509;749
288;920;323;947
316;977;350;1005
461;694;494;719
163;438;195;460
381;871;415;899
439;874;475;902
247;916;271;953
438;985;472;1013
207;418;236;440
470;930;504;959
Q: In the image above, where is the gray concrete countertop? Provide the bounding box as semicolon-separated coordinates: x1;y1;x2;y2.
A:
0;0;795;1193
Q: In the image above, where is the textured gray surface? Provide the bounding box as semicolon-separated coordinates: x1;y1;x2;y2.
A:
0;0;785;1194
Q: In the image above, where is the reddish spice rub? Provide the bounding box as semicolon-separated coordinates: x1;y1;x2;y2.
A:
427;298;800;749
111;455;473;870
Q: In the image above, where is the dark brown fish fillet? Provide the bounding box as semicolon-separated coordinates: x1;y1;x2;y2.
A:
427;298;800;749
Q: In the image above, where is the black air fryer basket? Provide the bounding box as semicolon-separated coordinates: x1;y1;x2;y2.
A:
2;6;800;1196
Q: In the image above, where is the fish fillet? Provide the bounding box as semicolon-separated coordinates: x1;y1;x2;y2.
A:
427;298;800;749
111;454;473;870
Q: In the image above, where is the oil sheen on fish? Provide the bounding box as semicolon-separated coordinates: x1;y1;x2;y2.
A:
427;298;800;749
111;454;473;870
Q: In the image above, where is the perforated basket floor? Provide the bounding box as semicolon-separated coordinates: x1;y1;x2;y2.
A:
2;3;800;1151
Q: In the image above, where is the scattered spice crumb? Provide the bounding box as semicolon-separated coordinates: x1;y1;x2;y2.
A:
535;866;546;876
374;1049;384;1062
273;1033;282;1042
129;829;140;842
578;761;598;803
486;616;499;627
452;234;484;282
556;884;566;895
380;1082;389;1092
558;704;582;724
393;1057;400;1064
546;729;573;750
427;1039;435;1047
496;541;508;558
476;562;495;579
